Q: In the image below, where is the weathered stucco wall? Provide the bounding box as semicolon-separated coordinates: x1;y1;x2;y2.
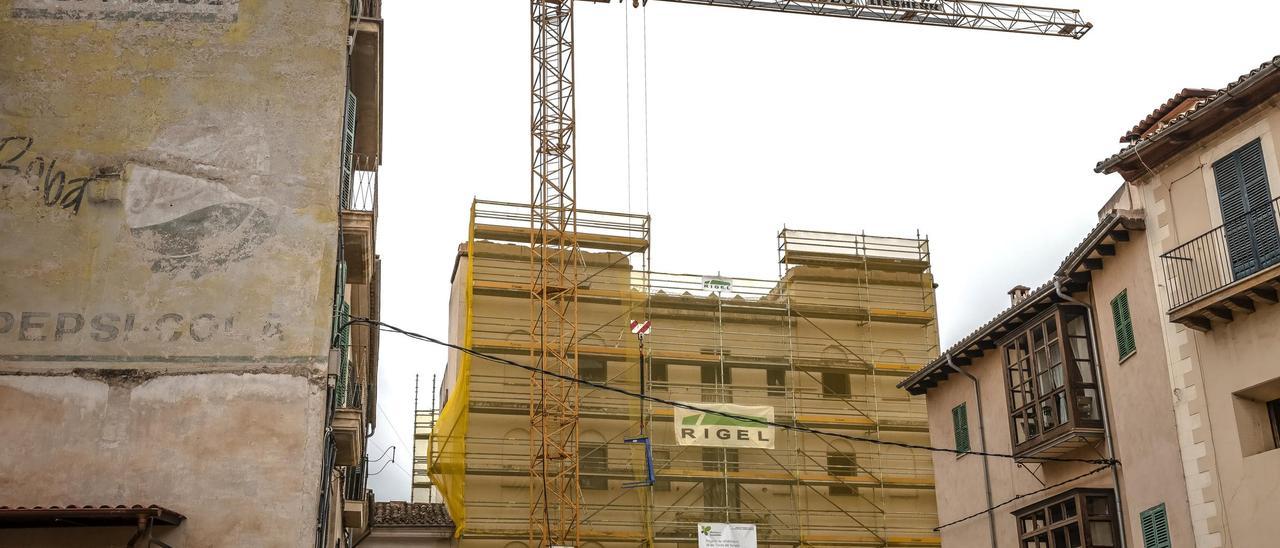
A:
0;0;349;545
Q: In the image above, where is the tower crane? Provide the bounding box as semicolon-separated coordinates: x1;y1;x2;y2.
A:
527;1;1091;547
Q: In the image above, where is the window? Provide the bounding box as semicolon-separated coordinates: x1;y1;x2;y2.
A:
952;403;971;453
1212;138;1280;280
1003;306;1104;454
580;442;608;489
1110;290;1136;360
1270;398;1280;450
651;362;668;384
766;368;787;397
822;372;851;398
580;357;608;383
1139;503;1171;548
1014;489;1119;548
652;450;671;492
827;452;857;496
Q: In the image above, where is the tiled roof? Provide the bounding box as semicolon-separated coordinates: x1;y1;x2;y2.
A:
1097;55;1280;177
1119;88;1217;143
372;501;454;527
898;210;1144;394
0;505;186;527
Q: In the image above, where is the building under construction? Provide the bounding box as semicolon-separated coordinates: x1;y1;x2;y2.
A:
429;200;941;547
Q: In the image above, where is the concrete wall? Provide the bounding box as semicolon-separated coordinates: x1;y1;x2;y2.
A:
0;0;349;545
1085;227;1195;547
1133;99;1280;547
925;340;1115;548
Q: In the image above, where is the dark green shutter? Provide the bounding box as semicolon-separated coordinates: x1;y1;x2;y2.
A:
1111;290;1136;359
332;260;348;346
1140;503;1171;548
952;403;970;453
336;301;351;405
340;90;358;209
1213;138;1280;280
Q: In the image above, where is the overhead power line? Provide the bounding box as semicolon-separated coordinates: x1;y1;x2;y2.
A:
933;464;1112;531
340;317;1119;468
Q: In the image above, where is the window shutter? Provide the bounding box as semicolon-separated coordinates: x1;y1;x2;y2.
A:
332;260;348;347
1110;290;1135;359
1139;503;1171;548
340;90;358;209
1214;139;1280;279
336;300;351;405
952;403;970;453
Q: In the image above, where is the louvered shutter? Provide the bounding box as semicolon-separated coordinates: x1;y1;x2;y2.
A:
1240;140;1280;270
336;300;351;405
1215;139;1279;279
340;90;358;209
1110;290;1136;359
1140;504;1171;548
951;404;970;453
332;260;347;346
1214;149;1255;279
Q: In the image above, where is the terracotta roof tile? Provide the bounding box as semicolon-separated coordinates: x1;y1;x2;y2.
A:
1097;55;1280;174
372;501;454;527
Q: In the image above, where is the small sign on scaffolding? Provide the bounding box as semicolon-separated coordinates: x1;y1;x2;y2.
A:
698;523;757;548
702;276;733;293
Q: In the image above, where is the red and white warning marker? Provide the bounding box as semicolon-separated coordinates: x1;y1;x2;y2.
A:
630;319;652;336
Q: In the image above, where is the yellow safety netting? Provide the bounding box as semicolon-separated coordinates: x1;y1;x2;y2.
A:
427;215;475;536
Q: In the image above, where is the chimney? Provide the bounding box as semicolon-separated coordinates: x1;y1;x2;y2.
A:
1008;285;1031;306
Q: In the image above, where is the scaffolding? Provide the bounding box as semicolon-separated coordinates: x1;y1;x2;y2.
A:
430;199;941;547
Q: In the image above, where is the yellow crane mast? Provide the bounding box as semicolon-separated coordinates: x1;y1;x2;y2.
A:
527;2;1092;547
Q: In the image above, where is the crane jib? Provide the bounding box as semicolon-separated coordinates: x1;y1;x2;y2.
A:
864;0;945;11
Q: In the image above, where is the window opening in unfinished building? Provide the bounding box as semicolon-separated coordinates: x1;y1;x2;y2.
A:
580;356;607;383
581;435;609;490
823;372;852;398
766;368;787;397
828;451;858;496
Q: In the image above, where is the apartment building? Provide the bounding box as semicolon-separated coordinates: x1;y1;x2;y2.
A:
429;200;941;546
902;54;1280;548
0;1;384;545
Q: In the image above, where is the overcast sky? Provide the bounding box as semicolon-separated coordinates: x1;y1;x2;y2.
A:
364;0;1280;499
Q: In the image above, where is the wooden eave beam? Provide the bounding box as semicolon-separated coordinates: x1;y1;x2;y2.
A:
1108;230;1130;242
1096;245;1116;256
1248;285;1278;304
1083;258;1104;271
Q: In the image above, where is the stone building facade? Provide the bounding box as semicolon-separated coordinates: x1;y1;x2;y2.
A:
0;1;384;546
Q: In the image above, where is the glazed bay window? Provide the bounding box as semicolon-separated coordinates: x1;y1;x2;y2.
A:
1004;306;1105;457
1014;489;1120;548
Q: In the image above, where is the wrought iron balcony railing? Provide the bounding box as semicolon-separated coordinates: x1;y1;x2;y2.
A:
1160;196;1280;310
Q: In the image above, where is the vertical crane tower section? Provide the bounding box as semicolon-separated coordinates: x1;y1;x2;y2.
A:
527;1;1090;547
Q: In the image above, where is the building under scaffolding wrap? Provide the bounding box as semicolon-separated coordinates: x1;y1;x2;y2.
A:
429;200;941;547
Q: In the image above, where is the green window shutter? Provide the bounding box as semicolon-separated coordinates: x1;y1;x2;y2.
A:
1110;290;1136;359
332;260;348;347
952;403;970;453
1140;503;1171;548
340;90;358;209
336;300;351;405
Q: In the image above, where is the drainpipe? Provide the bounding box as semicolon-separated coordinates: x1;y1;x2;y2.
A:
1054;278;1128;548
943;354;998;548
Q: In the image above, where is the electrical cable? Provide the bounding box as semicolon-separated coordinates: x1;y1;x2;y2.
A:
932;464;1113;531
368;445;395;464
340;317;1119;467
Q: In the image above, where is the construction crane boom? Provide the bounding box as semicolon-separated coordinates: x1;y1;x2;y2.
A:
527;1;1091;547
650;0;1090;38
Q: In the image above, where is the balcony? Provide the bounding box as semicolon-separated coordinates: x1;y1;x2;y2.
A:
1160;196;1280;331
341;154;378;285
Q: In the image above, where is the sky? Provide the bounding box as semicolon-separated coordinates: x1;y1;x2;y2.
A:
365;0;1280;499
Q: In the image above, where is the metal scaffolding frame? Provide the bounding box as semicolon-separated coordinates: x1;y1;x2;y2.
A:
429;200;941;547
